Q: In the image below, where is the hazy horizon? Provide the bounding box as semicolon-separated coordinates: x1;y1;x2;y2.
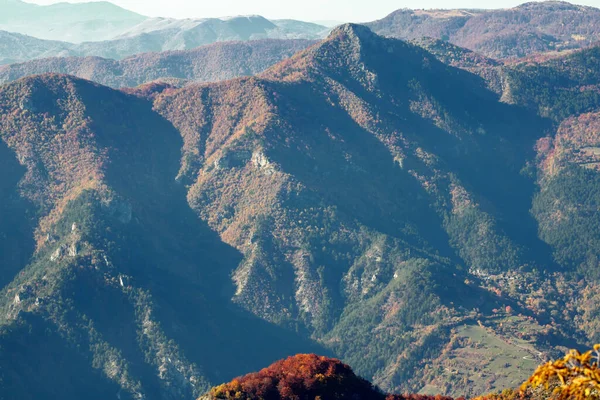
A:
24;0;600;23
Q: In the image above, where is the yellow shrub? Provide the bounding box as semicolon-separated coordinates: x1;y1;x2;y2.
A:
522;344;600;399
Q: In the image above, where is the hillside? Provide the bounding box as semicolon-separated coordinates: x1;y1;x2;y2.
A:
500;45;600;121
415;39;600;123
533;112;600;282
0;0;147;43
0;39;315;88
3;23;600;399
366;1;600;59
152;24;568;397
409;37;505;94
409;37;500;70
0;74;324;399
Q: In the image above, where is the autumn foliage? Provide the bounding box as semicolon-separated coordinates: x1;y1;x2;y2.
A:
208;354;457;400
209;354;376;399
521;344;600;399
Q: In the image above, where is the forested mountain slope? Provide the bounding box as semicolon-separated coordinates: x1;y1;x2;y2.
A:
0;74;324;399
152;24;562;396
3;23;600;399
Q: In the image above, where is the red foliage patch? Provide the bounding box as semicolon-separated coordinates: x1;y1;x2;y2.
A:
210;354;459;400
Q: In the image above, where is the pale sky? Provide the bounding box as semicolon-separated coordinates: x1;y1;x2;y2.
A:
27;0;600;23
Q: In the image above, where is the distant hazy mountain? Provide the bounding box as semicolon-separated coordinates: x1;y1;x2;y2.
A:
113;16;329;42
0;0;147;43
0;39;316;87
366;1;600;59
0;14;328;64
100;16;328;56
4;0;599;62
0;30;74;65
0;0;328;64
272;19;331;38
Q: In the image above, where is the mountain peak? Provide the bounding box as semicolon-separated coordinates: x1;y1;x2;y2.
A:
262;23;387;81
328;23;376;41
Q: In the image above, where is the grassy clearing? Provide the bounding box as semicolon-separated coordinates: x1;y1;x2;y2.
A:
419;323;539;397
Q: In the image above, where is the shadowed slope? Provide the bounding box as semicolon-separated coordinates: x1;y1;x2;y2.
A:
154;24;556;395
0;74;326;399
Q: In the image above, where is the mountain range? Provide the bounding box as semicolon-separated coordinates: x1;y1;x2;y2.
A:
0;70;327;400
4;21;600;398
0;16;328;65
6;1;600;66
0;0;331;46
4;0;600;399
367;1;600;59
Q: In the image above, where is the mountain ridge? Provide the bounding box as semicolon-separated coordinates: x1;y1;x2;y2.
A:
366;1;600;58
0;22;599;399
0;39;316;87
